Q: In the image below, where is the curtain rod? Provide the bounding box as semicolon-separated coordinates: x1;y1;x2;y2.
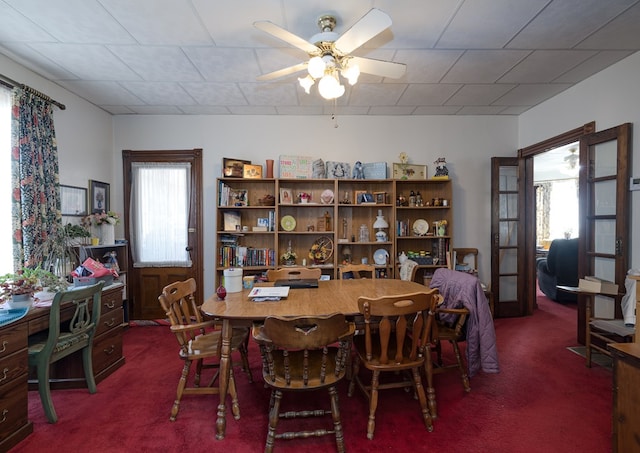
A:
0;74;66;110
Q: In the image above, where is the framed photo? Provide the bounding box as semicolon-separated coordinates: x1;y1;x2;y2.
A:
223;158;250;178
228;188;248;206
60;184;87;216
89;180;109;214
280;188;293;204
243;164;262;179
355;191;375;204
392;163;427;180
374;191;388;204
354;190;366;204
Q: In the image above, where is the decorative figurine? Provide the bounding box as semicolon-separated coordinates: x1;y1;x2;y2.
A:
216;285;227;300
434;157;449;178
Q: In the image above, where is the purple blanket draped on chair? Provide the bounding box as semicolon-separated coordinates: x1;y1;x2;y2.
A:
430;268;500;377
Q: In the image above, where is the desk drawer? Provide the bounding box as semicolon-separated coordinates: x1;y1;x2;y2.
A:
92;331;123;373
101;288;123;316
0;349;28;391
96;310;124;338
0;323;27;359
0;378;28;440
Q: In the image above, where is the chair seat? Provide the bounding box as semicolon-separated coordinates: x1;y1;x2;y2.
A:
263;348;345;390
179;328;248;359
29;331;90;356
590;319;634;338
352;335;423;370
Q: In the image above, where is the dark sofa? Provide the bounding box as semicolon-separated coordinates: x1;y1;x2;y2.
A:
536;238;579;303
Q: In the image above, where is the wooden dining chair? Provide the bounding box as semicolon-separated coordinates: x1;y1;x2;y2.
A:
266;266;321;281
253;314;355;453
158;278;251;421
338;263;376;279
28;281;105;423
348;290;440;439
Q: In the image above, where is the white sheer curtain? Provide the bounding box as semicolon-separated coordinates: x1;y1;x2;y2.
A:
0;87;12;274
130;162;191;267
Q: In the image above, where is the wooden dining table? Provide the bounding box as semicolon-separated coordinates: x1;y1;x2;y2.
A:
200;278;428;440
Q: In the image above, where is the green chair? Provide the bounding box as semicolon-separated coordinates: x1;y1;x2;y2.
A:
28;281;105;423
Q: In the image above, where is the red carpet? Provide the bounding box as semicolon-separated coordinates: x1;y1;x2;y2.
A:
10;295;612;453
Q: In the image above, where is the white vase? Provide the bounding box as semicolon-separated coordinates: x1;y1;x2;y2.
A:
99;223;115;245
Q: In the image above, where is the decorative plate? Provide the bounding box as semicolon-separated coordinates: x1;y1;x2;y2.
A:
374;248;389;265
412;219;429;236
280;215;296;232
320;189;334;204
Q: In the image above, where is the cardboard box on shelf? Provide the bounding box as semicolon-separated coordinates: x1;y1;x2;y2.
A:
578;276;619;295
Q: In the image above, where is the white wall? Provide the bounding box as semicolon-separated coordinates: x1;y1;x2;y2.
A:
113;114;516;296
519;51;640;269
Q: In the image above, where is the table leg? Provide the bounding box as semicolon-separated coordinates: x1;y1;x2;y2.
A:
216;319;232;440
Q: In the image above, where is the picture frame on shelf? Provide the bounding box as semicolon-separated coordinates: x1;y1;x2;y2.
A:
223;157;250;178
373;191;388;204
354;190;366;204
60;184;87;216
280;188;293;204
89;180;109;214
228;188;248;206
243;164;262;179
392;163;427;180
357;192;375;204
223;211;241;231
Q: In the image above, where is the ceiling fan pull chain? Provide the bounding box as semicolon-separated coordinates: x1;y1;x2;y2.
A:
332;99;339;128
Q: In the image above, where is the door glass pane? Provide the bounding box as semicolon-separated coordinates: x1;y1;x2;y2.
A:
592;140;617;178
499;167;518;190
594;219;616;254
593;180;616;215
499;221;517;246
499;275;517;300
594;256;615;281
499;248;517;272
499;193;518;218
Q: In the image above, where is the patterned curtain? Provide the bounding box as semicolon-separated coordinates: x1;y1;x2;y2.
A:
535;182;552;246
10;89;61;270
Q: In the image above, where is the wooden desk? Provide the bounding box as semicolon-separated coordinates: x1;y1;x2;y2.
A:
201;278;427;440
607;343;640;452
0;284;125;451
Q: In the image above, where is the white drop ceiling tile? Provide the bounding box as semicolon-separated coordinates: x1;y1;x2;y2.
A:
413;106;462;115
373;0;462;49
98;105;136;115
442;50;530;84
228;105;278;115
553;50;634;83
437;0;550;48
499;50;597;83
456;105;508;115
107;46;203;82
577;2;640;49
178;105;231;115
397;84;461;106
28;43;142;81
445;84;516;106
255;48;308;78
395;50;463;83
126;105;184;115
57;80;144;105
323;105;370;115
5;0;134;44
493;83;572;106
0;43;79;80
369;106;416;115
349;83;405;106
181;82;248;106
507;0;637;49
238;82;299;106
276;105;324;115
183;47;262;83
99;0;212;45
119;81;197;106
498;105;533;115
193;0;284;47
0;3;56;42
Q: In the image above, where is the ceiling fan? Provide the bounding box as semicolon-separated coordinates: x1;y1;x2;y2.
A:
254;8;406;100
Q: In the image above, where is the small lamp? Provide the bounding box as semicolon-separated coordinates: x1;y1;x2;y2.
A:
342;245;352;263
373;210;389;242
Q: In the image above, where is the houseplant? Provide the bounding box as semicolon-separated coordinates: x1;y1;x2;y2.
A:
32;223;91;278
83;211;120;245
0;267;69;306
280;241;297;265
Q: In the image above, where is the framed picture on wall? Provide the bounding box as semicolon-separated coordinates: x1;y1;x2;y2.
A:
60;184;88;216
89;180;110;213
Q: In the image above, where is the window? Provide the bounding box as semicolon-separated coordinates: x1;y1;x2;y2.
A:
0;87;12;273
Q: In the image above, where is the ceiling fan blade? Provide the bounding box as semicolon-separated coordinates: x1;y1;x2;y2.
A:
349;56;406;79
254;20;319;55
334;9;392;55
257;62;308;81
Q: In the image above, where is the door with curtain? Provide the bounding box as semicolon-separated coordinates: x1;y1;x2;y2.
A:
123;149;203;320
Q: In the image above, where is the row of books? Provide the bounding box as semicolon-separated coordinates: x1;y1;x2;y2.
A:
218;245;276;268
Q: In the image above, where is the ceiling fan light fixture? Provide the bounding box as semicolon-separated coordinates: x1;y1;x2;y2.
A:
308;56;326;78
342;63;360;85
318;72;344;100
298;75;314;94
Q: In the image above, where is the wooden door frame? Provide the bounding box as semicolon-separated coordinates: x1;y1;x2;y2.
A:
122;149;203;319
518;122;595;316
